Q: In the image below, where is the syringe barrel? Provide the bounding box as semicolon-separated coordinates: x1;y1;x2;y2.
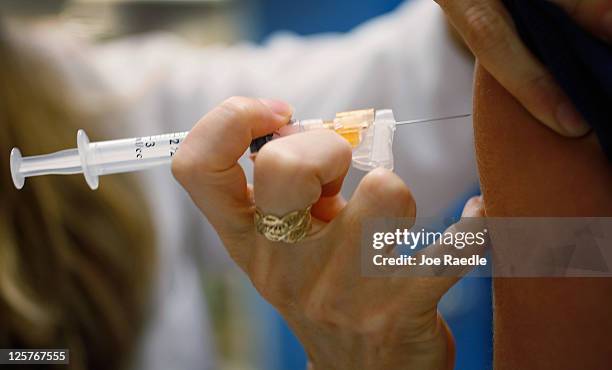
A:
88;135;181;176
74;130;189;189
88;132;188;176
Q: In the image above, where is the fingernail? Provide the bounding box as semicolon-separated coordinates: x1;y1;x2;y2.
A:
259;98;293;118
603;11;612;41
555;101;590;136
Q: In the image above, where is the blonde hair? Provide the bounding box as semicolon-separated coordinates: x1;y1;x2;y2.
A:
0;22;155;370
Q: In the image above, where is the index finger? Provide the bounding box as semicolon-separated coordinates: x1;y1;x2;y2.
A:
172;97;292;232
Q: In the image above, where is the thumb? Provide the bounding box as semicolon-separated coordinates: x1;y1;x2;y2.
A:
330;168;416;266
342;168;416;227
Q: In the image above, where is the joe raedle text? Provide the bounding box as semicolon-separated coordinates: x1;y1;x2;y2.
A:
370;228;488;267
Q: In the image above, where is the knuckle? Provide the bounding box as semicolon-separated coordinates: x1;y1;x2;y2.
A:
255;143;321;202
256;142;318;181
220;96;250;114
463;2;509;57
256;142;302;173
218;96;260;125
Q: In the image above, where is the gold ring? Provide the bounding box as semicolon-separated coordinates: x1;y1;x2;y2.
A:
254;205;312;243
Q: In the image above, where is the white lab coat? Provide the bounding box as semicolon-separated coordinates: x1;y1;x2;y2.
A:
31;0;477;369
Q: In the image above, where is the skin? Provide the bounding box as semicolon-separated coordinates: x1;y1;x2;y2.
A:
473;64;612;369
173;14;611;363
172;97;488;370
172;70;612;368
447;2;612;363
436;0;612;137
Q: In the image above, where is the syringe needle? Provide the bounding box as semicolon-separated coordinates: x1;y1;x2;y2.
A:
395;113;471;126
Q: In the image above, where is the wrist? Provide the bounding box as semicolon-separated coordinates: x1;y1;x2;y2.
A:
307;316;454;370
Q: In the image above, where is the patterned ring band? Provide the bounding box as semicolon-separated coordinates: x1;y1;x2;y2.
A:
254;205;312;243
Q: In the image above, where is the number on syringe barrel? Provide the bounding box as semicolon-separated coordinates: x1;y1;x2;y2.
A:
134;136;155;159
169;138;180;157
133;133;185;160
135;137;145;159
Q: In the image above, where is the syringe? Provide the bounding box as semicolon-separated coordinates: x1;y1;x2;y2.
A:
10;109;470;190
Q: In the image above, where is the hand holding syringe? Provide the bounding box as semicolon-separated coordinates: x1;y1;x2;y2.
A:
10;108;469;190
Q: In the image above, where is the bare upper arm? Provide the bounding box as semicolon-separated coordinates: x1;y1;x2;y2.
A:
473;64;612;369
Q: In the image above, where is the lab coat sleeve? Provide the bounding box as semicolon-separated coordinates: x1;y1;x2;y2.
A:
89;0;472;128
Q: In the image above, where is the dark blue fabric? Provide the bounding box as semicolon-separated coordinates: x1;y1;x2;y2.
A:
502;0;612;161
